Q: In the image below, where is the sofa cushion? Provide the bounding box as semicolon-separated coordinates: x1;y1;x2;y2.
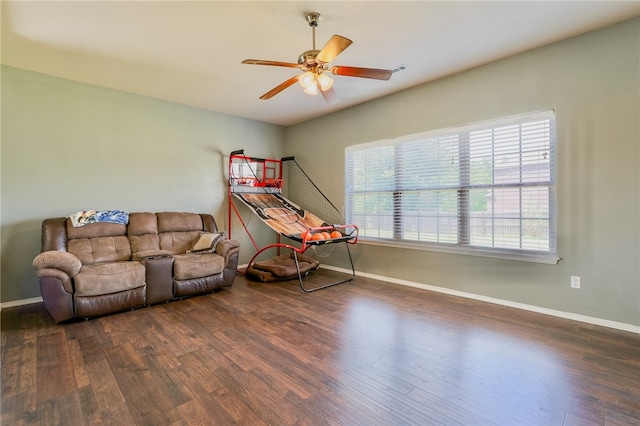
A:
159;231;201;255
129;234;161;254
128;212;161;253
74;262;145;297
127;212;159;236
68;236;132;265
173;253;225;280
156;212;214;255
157;212;203;233
66;221;127;240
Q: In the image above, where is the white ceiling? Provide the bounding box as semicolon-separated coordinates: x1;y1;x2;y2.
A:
2;1;638;126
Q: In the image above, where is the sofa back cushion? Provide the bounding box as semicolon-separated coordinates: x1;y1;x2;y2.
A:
127;212;161;254
66;221;131;264
157;212;204;255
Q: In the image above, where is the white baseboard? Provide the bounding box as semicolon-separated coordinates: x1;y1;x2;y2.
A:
1;296;43;310
319;265;640;334
6;267;638;335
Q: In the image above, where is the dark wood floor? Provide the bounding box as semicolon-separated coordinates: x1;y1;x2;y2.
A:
2;269;639;425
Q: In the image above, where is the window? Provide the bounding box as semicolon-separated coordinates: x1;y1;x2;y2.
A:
345;110;557;263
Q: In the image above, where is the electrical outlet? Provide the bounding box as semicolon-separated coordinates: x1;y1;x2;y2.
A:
570;276;581;289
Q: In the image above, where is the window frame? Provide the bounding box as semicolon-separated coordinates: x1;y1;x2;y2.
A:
345;110;559;264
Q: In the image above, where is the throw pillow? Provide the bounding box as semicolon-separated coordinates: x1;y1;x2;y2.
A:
187;232;226;254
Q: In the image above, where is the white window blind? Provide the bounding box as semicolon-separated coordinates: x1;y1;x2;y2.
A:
345;110;557;263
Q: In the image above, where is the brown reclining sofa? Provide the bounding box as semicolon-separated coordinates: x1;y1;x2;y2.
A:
32;212;240;323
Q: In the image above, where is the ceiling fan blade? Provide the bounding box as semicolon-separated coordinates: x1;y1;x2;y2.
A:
259;76;300;100
320;87;339;105
242;59;299;68
316;35;353;63
331;66;393;81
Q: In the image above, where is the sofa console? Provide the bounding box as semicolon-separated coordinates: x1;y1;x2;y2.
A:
33;212;240;323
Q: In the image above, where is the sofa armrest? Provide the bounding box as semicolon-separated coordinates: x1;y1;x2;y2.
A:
33;251;82;278
216;239;240;256
142;255;174;304
132;250;171;261
215;239;240;267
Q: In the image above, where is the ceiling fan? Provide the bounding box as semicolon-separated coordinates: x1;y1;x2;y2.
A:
242;12;393;104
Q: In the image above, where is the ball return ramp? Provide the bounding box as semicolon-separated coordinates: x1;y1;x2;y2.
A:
228;150;358;292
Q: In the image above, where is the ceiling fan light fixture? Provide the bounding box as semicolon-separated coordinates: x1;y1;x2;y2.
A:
304;84;319;95
242;11;392;102
299;71;315;89
317;73;334;91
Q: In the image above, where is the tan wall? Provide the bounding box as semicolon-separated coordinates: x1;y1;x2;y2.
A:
1;66;285;302
286;18;640;326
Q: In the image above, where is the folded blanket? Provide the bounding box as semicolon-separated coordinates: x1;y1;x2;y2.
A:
69;210;129;227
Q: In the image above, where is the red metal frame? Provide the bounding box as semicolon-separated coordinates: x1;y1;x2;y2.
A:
244;223;359;269
227;150;359;292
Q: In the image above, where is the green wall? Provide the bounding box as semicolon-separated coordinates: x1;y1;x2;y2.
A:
286;18;640;326
1;66;285;302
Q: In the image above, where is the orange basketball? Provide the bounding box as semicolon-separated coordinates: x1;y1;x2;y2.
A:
330;230;342;239
312;233;325;241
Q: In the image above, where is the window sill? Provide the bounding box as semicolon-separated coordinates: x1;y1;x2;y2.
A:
358;238;560;265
